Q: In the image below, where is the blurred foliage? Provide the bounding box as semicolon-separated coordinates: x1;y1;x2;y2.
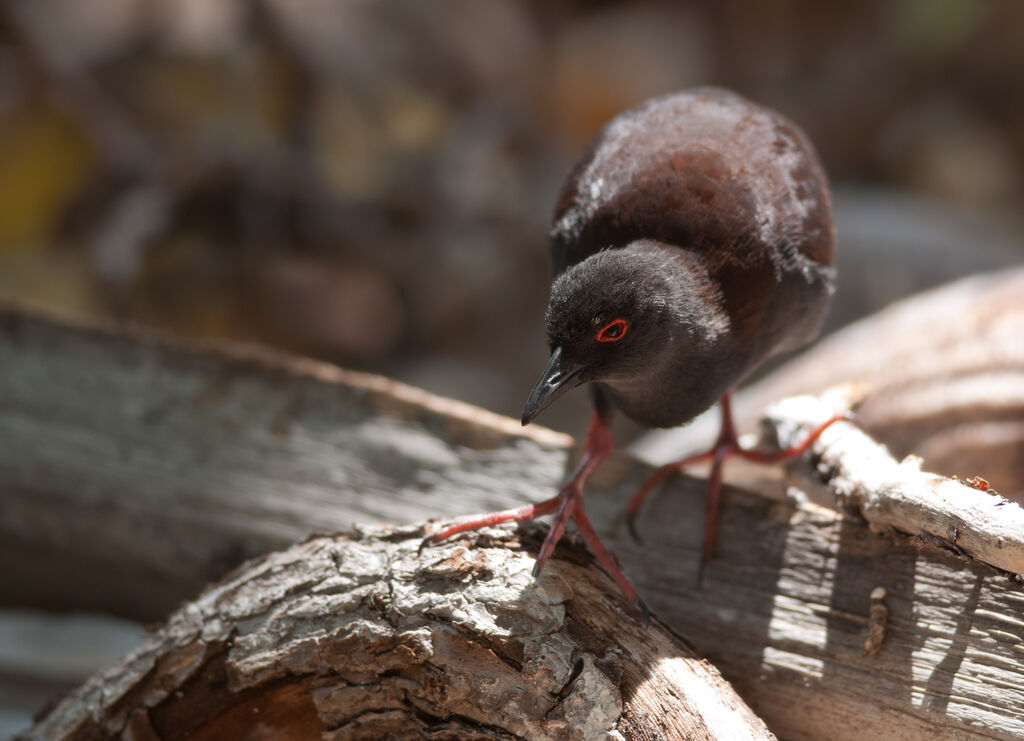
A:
0;104;94;247
0;0;1022;424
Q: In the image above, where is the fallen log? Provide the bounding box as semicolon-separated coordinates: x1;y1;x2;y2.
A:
24;524;774;740
0;301;571;619
4;303;1024;740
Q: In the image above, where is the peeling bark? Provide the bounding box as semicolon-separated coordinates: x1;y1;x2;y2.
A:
23;525;774;741
762;388;1024;577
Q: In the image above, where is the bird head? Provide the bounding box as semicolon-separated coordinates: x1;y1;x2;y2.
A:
521;242;691;426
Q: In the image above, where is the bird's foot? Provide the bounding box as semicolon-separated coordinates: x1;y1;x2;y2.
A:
618;448;716;544
423;412;645;617
422;412;610;551
730;412;852;466
422;472;646;616
421;496;562;550
621;392;849;579
564;488;648;619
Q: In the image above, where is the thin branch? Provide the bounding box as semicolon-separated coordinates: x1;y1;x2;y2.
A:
764;387;1024;577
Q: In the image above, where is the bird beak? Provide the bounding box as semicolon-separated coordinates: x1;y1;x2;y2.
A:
521;346;584;426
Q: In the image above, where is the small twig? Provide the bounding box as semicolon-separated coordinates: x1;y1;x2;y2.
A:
863;586;889;656
763;388;1024;577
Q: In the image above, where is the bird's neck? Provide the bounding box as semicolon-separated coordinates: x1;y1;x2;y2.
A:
603;247;741;428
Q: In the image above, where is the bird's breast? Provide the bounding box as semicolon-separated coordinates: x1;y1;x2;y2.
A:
600;347;741;429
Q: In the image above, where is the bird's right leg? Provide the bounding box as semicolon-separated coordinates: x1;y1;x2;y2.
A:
422;411;612;566
424;392;644;609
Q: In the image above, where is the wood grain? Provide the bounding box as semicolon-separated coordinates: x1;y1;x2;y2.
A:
762;389;1024;577
0;302;570;617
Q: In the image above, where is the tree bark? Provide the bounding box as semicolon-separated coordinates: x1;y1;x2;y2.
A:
23;524;774;741
4;301;1024;740
762;388;1024;577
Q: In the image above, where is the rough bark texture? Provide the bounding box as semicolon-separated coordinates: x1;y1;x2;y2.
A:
617;482;1024;741
21;525;775;741
762;389;1024;577
5;301;1024;740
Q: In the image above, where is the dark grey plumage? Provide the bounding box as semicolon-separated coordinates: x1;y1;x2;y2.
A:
539;87;835;428
430;87;838;609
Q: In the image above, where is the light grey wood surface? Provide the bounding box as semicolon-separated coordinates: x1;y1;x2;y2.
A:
0;303;571;618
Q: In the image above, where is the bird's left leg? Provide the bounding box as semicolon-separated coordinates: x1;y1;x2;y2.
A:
623;391;847;572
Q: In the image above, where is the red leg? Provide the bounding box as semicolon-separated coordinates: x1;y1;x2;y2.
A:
735;412;850;464
424;412;643;608
621;449;714;542
698;440;730;581
627;392;848;575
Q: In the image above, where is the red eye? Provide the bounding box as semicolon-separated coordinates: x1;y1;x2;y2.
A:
596;318;629;343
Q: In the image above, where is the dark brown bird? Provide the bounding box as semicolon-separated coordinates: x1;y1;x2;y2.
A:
425;88;843;610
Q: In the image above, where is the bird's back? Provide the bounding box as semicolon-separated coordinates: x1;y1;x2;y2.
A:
549;87;835;378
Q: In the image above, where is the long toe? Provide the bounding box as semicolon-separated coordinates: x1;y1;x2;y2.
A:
531;494;576;578
573;505;641;605
626;514;645;546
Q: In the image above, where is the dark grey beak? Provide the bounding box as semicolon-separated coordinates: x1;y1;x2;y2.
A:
521;346;584;426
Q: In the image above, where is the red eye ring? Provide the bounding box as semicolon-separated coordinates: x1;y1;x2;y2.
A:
596;318;629;343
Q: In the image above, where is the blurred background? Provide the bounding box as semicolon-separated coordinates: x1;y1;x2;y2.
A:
2;0;1024;733
2;0;1024;435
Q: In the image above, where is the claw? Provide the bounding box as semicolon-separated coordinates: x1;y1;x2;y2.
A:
607;508;645;545
636;596;651;625
422;412;646;608
626;515;645;546
696;556;708;588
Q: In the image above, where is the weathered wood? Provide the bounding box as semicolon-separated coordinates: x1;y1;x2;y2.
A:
0;301;571;618
614;476;1024;741
636;266;1024;501
22;525;775;741
762;389;1024;577
4;303;1024;740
